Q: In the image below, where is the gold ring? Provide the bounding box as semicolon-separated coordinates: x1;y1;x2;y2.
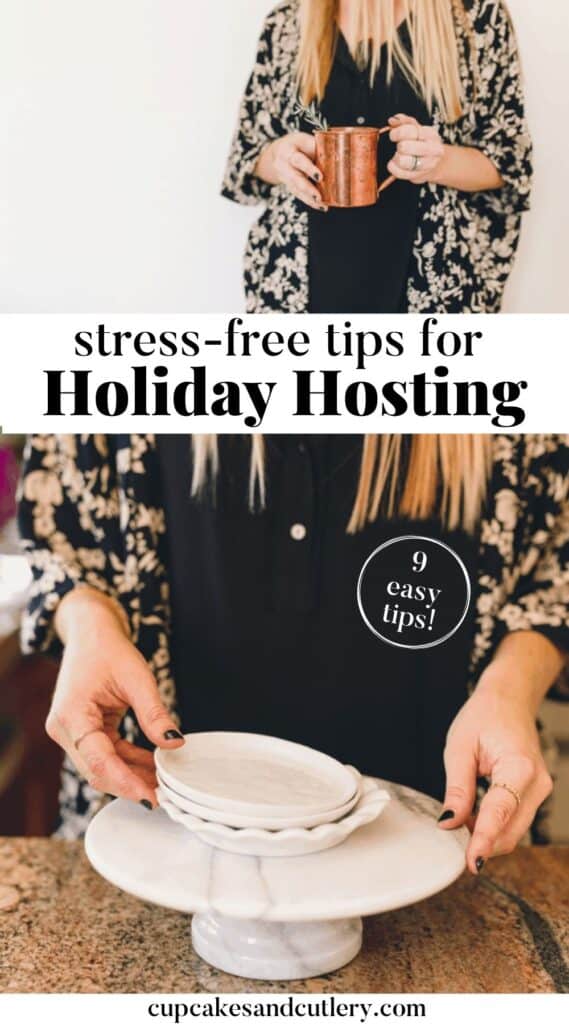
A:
490;781;522;809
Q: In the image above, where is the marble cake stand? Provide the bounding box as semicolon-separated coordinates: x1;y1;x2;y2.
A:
85;780;468;982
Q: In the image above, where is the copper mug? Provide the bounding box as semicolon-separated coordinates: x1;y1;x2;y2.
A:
315;125;396;208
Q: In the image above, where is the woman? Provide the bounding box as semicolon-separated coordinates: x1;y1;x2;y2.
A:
222;0;533;312
18;433;569;873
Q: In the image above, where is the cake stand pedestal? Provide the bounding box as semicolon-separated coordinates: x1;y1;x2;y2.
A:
85;780;467;982
191;912;362;980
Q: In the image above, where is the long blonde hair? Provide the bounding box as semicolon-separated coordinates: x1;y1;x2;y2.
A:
191;436;492;534
297;0;468;123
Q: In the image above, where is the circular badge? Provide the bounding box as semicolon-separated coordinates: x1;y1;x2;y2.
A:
357;535;471;650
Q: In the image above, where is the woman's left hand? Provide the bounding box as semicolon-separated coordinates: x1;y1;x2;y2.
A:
439;671;553;875
388;113;445;185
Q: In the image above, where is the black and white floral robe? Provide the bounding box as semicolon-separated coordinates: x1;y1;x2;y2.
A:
222;0;533;312
18;434;569;838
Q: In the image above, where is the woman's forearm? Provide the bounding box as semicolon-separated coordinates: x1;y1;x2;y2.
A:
475;631;566;716
430;144;504;192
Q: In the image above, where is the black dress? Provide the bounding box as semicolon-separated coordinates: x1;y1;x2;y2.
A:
307;28;428;314
158;436;478;801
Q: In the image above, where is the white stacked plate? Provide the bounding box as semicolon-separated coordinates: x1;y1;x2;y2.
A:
155;732;390;857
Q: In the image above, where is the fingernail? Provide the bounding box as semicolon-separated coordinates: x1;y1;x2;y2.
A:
140;799;154;811
438;809;455;823
163;729;184;741
475;856;486;873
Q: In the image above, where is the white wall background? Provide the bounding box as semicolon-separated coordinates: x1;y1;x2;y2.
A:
0;0;567;313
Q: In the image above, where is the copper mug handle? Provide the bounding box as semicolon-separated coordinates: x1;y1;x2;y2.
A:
377;125;396;197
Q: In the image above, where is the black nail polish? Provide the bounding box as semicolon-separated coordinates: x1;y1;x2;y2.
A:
140;799;153;811
475;856;485;873
164;729;184;741
438;809;455;823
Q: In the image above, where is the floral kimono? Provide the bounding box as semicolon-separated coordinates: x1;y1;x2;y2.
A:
222;0;533;312
18;433;569;838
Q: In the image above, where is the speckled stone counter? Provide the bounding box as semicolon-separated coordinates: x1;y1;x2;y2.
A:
0;839;568;993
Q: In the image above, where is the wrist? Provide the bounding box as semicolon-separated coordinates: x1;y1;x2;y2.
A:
474;631;564;716
56;586;129;645
255;140;279;186
474;665;534;714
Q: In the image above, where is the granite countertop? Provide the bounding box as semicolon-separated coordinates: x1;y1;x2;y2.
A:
0;839;568;994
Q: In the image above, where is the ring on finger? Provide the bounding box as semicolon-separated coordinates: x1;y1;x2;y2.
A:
411;155;422;172
490;781;522;809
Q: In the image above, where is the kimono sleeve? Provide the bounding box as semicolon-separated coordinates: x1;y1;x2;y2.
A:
18;434;118;659
469;0;533;213
221;12;284;206
494;436;569;698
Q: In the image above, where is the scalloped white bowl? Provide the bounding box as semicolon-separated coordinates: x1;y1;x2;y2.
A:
156;777;390;857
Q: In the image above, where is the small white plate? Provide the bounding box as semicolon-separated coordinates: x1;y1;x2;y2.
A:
156;778;390;857
155;732;358;818
156;767;362;830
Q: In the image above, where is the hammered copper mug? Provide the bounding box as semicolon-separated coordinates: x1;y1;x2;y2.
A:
315;126;396;208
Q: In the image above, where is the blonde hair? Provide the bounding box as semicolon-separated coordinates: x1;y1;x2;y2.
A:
191;436;492;534
297;0;468;123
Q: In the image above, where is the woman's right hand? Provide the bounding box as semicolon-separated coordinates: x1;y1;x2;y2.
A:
255;133;327;211
46;587;184;808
